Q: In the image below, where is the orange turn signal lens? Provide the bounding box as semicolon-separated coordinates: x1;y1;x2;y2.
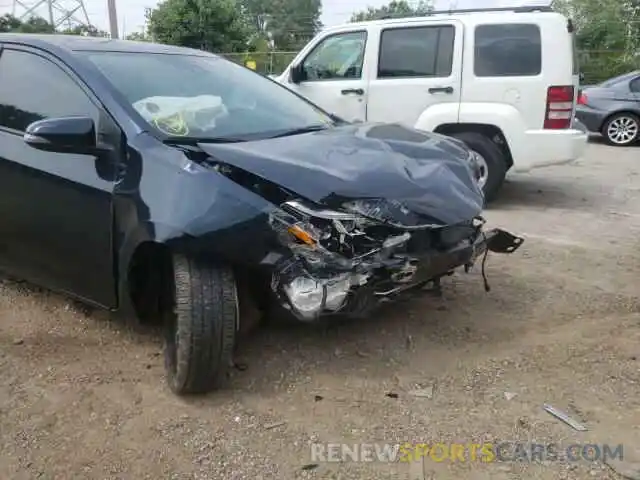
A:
288;225;316;246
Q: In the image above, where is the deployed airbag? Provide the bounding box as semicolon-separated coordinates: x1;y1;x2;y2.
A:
133;95;229;136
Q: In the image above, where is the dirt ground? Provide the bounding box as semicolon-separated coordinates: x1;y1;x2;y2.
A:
1;139;639;480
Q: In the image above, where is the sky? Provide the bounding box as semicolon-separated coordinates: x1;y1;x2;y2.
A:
0;0;547;37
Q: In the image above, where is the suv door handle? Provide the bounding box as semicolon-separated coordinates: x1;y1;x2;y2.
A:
428;86;454;94
341;88;364;95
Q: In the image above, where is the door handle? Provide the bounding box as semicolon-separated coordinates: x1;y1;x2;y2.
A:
428;86;454;94
341;88;364;95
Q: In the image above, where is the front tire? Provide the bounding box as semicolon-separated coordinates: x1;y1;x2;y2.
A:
602;113;639;146
450;132;507;204
164;255;238;395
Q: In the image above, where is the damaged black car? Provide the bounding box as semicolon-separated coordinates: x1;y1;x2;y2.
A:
0;34;524;395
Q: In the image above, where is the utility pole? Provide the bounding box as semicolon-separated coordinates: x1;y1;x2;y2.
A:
47;0;54;25
107;0;119;39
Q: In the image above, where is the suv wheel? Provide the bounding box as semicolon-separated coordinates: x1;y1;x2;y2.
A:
450;132;507;203
602;113;639;146
164;255;238;395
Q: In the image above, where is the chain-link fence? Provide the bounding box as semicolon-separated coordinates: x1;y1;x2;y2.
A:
220;49;640;82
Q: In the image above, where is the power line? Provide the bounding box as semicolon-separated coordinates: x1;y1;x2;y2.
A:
9;0;91;28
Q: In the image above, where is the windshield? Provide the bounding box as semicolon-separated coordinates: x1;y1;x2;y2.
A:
83;51;334;141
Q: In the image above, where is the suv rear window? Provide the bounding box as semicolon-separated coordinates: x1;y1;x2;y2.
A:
474;24;541;77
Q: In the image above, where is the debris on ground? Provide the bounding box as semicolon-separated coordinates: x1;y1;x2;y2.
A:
543;404;588;431
406;335;413;349
408;386;434;399
233;362;248;371
504;392;517;401
605;458;640;480
263;421;286;430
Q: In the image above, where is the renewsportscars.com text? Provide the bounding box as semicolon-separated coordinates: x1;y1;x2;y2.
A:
310;442;624;463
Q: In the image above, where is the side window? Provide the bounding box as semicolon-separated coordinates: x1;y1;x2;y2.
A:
378;25;455;78
630;77;640;94
474;24;541;77
301;31;367;81
0;49;97;132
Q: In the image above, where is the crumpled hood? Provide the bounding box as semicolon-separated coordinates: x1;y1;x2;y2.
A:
197;123;484;226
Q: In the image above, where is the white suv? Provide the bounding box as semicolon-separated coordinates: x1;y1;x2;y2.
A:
274;6;588;201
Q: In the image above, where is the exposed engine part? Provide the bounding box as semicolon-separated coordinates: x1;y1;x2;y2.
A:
265;198;496;321
390;259;419;284
269;200;413;269
342;198;444;230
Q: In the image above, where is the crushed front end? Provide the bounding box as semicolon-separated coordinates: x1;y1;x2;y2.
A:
267;199;524;322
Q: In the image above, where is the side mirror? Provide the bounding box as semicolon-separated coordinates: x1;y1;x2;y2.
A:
24;116;106;155
579;72;585;83
290;64;305;84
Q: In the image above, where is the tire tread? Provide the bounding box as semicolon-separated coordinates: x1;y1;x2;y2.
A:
167;255;237;395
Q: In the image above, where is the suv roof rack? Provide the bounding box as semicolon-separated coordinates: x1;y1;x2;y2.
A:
382;5;554;17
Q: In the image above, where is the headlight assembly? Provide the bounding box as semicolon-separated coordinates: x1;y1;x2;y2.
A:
282;200;363;221
268;200;384;268
273;200;372;249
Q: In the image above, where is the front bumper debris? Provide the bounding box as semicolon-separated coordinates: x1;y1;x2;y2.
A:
271;225;524;322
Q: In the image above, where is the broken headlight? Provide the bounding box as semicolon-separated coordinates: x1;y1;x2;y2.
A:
269;200;413;320
271;199;414;261
269;201;375;319
271;200;382;263
343;198;442;230
282;272;355;320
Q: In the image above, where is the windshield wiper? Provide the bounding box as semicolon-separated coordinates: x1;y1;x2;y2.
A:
163;136;247;146
268;124;330;139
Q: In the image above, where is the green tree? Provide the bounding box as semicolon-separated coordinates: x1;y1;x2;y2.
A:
241;0;322;51
60;25;109;37
350;0;432;22
0;14;54;33
146;0;251;52
126;31;151;42
553;0;640;83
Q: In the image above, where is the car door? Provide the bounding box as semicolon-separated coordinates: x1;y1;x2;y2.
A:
0;45;117;308
280;30;369;122
365;20;463;126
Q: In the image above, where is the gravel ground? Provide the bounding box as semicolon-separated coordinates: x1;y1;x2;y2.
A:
1;140;639;480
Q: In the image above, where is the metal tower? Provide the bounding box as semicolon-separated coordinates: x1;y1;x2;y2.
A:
12;0;91;30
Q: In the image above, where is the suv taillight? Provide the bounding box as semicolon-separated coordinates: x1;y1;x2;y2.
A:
577;92;588;105
544;85;574;129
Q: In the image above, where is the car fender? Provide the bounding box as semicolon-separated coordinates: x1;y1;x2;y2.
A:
602;108;640;125
114;219;159;318
456;103;527;164
413;103;461;132
113;150;286;311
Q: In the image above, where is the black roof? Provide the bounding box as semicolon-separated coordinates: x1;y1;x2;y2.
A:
0;33;216;56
